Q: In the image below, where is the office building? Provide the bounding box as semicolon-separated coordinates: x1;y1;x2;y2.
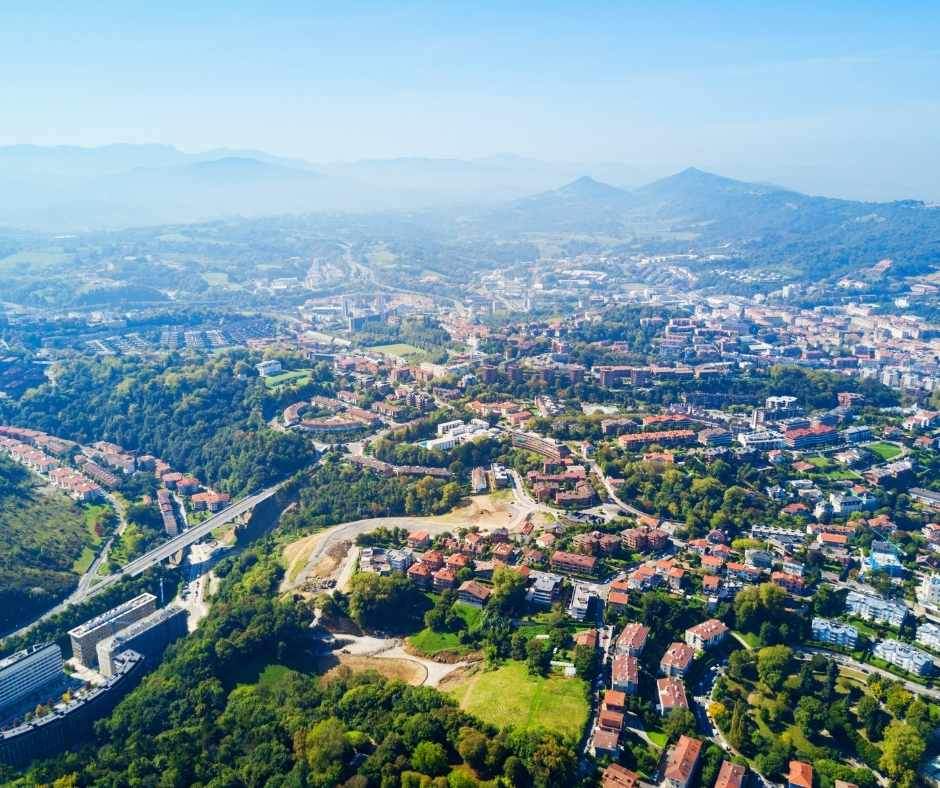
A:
0;644;63;713
68;593;157;669
95;606;188;678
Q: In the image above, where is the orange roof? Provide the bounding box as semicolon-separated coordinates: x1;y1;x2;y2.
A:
788;761;813;788
664;735;702;782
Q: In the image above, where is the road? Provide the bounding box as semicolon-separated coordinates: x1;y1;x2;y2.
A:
796;646;940;701
86;484;283;593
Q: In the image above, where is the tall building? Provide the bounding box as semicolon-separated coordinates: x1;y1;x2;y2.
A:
0;644;63;713
95;606;188;678
68;593;157;669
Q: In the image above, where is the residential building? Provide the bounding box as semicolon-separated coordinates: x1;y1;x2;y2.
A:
68;593;157;669
660;642;695;677
550;550;598;576
656;677;688;714
432;567;457;592
714;761;746;788
406;530;430;549
771;571;806;595
611;654;639;694
407;562;431;589
663;735;702;788
615;623;649;656
845;591;908;628
255;360;282;377
568;582;596;621
600;763;639;788
685;619;728;651
811;617;859;648
788;761;813;788
527;571;562;606
387;548;414;573
872;639;934;676
95;606;188;678
457;580;491;608
0;644;63;713
917;622;940;652
918;573;940;606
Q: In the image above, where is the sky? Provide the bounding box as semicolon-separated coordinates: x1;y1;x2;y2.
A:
2;1;940;200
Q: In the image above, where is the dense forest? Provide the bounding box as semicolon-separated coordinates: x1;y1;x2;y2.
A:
4;546;577;787
0;353;316;495
0;455;107;632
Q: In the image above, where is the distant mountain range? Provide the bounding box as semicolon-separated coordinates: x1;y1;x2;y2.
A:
0;144;938;282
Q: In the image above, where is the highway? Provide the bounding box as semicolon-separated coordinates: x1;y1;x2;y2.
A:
92;484;283;588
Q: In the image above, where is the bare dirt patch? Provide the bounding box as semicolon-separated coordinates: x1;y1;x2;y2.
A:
319;655;427;685
439;494;517;530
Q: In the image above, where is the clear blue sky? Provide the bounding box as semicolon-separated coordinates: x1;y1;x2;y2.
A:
2;1;939;199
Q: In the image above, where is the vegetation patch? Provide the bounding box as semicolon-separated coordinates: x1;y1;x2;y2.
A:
445;660;589;741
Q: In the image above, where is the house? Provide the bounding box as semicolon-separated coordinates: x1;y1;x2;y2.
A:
255;359;282;377
608;589;630;612
714;761;746;788
701;555;725;574
627;565;660;591
657;677;688;714
407;562;432;589
407;530;431;549
667;566;686;591
550;550;598;576
663;735;701;788
616;623;649;656
603;689;627;712
458;580;491;608
421;550;444;570
685;619;728;651
611;654;639;694
771;571;806;595
597;707;625;733
492;542;515;562
787;760;813;788
660;642;695;676
432;567;457;591
574;628;598;649
446;552;471;571
591;727;620;758
600;763;639;788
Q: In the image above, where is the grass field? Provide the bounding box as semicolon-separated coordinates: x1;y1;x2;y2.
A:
366;343;431;363
263;369;313;389
446;660;589;741
408;603;483;656
867;441;903;461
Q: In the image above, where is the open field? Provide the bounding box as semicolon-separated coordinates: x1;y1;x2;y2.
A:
408;603;483;657
443;660;589;741
366;343;431;363
867;441;903;461
281;530;330;585
438;493;519;530
319;654;426;685
264;369;313;389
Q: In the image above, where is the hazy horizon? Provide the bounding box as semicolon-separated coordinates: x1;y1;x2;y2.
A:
2;2;940;203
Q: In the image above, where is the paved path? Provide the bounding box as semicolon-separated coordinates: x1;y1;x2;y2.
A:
796;646;940;701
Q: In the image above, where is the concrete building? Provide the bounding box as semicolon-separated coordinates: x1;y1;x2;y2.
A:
685;619;728;651
845;590;908;628
68;593;157;669
0;644;63;713
918;573;940;607
611;654;639;694
95;606;188;678
811;617;858;648
663;735;701;788
873;639;934;676
527;571;562;606
916;622;940;652
568;582;596;621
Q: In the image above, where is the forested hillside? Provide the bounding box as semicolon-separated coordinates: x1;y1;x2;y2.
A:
4;547;577;787
0;455;102;632
0;352;315;495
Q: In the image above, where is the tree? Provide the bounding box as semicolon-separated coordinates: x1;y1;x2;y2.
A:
727;700;749;750
304;717;350;784
755;645;792;691
573;645;598;681
510;631;528;660
823;658;838;703
879;721;926;783
856;694;882;740
885;685;914;718
411;741;449;777
457;727;488;771
663;709;696;741
794;697;826;736
490;566;528;616
526;639;552;676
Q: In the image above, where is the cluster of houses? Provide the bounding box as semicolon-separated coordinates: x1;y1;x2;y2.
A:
282;393;383;435
0;426;103;501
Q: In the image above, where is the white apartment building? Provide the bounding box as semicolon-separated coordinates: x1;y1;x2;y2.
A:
0;643;63;713
917;622;940;652
918;574;940;607
873;639;934;677
845;590;908;628
811;617;858;648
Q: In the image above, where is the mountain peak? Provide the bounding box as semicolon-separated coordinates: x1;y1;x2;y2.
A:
555;175;627;199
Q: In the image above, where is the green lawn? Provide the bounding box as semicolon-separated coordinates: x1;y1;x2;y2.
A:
72;545;96;574
366;343;431;363
446;660;589;741
646;730;668;747
263;369;313;389
806;455;832;469
867;441;902;461
408;603;483;656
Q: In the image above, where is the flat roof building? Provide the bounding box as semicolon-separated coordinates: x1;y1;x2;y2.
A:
68;593;157;669
0;644;63;714
95;606;188;678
